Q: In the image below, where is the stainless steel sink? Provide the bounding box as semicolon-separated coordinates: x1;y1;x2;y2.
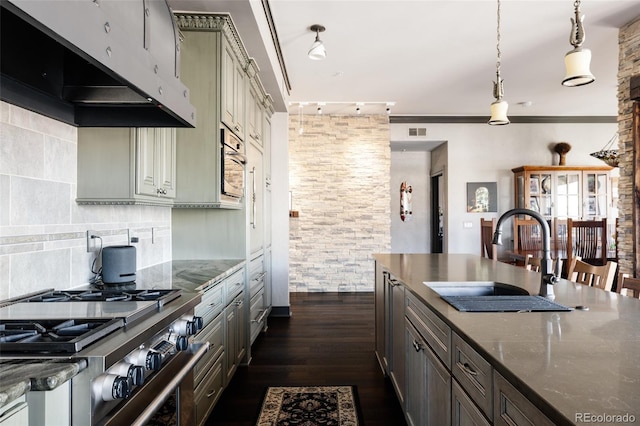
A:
424;281;530;297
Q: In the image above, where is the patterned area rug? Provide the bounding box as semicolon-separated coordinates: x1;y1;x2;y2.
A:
256;385;362;426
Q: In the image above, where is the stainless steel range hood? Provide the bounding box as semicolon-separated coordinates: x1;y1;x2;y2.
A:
0;0;196;127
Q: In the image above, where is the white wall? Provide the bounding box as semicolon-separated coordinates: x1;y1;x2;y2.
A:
391;121;618;256
390;149;431;253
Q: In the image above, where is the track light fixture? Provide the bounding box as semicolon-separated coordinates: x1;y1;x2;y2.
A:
488;0;510;126
308;25;326;60
562;0;595;86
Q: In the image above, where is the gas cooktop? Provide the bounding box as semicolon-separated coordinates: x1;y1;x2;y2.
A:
0;289;182;324
0;318;124;353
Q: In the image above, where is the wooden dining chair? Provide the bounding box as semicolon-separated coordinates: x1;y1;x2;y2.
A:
617;273;640;298
513;216;543;252
524;255;561;274
566;218;607;269
480;218;497;260
566;256;617;292
553;218;568;256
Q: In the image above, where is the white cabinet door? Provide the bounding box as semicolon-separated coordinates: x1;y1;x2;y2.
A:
248;141;264;255
135;128;157;197
135;128;176;199
157;128;176;199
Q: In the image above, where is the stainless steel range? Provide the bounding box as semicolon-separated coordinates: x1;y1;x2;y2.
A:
0;288;207;425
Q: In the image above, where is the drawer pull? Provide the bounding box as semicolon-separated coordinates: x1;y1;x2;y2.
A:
206;389;217;398
412;340;423;352
462;362;478;376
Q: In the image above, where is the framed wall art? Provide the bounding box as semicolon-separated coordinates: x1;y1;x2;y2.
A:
467;182;497;213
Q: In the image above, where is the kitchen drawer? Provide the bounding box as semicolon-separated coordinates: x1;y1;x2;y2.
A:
193;312;224;387
225;269;245;303
452;380;490;426
405;292;451;368
249;288;266;344
493;371;554;426
452;332;493;421
194;283;224;327
195;356;224;426
249;255;265;299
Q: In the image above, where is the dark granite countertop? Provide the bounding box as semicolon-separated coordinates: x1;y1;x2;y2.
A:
0;359;87;408
92;259;245;293
0;259;244;408
374;253;640;425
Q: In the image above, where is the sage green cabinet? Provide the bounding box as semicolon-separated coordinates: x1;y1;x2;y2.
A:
221;38;245;140
77;127;175;206
174;14;247;208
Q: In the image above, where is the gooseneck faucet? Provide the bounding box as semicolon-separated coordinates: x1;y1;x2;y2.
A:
492;208;557;299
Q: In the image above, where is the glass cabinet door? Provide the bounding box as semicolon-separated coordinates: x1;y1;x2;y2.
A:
555;171;581;218
584;172;609;218
528;173;553;218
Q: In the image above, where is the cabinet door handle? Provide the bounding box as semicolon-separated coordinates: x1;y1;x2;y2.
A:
235;300;244;307
206;389;217;398
462;362;478;376
412;340;423;352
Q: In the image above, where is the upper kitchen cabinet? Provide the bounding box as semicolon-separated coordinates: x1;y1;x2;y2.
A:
512;165;614;220
173;13;270;209
77;127;176;206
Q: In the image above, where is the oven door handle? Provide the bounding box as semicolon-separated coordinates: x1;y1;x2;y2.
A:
226;151;247;165
130;342;210;426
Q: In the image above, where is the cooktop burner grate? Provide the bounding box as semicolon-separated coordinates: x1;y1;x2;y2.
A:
23;289;181;306
0;318;124;353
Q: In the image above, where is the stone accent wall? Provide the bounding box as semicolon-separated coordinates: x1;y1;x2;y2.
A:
288;115;391;292
617;15;640;276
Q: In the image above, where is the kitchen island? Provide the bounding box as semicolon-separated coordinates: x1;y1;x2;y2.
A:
374;253;639;425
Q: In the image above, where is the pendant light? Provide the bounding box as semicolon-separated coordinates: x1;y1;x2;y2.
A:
562;0;595;86
308;25;326;60
488;0;509;125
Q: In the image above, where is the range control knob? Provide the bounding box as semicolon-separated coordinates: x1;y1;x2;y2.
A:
172;319;197;336
127;348;162;371
181;315;204;331
93;374;130;402
176;335;189;351
110;362;146;386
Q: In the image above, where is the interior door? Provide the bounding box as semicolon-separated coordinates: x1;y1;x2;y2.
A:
431;174;444;253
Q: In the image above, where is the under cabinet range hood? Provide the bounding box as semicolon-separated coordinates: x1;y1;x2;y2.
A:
0;0;196;127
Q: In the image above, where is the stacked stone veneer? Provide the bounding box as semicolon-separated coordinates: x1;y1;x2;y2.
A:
288;115;391;292
617;15;640;276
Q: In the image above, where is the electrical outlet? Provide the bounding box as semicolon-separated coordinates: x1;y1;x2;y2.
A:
86;230;97;252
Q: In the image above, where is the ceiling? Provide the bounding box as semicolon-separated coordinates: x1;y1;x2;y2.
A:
168;0;640;118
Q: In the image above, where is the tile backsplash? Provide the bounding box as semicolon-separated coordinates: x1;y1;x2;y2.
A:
0;102;172;300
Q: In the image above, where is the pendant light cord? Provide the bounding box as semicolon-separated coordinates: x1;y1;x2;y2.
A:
496;0;502;77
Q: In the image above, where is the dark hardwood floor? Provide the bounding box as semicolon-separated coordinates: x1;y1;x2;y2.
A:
204;292;406;426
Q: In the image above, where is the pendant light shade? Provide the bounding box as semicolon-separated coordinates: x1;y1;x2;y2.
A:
563;47;594;86
562;0;595;86
489;99;510;125
308;25;326;60
488;0;509;126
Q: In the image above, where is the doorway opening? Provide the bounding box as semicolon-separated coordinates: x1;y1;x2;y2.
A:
431;174;444;253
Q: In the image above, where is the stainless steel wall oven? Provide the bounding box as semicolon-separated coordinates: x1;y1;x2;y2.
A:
221;127;246;201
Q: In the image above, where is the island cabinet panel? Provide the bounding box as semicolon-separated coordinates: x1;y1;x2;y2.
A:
374;262;388;373
493;371;554;426
452;380;490;426
388;274;406;406
452;332;493;421
405;291;451;369
405;318;451;426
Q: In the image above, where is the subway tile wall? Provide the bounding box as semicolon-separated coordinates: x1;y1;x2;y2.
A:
617;15;640;276
288;114;391;292
0;102;172;300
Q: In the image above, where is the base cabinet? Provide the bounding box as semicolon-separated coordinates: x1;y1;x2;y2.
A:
405;319;451;426
0;396;27;426
375;266;559;426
